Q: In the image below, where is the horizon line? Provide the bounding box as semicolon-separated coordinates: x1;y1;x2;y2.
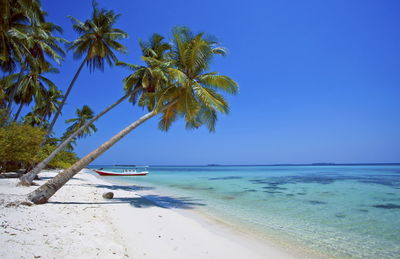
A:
89;162;400;167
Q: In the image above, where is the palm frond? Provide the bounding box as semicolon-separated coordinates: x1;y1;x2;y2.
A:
197;74;238;94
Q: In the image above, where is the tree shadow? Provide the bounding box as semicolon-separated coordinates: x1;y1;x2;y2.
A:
139;194;206;209
49;194;206;209
83;183;155;192
37;176;87;182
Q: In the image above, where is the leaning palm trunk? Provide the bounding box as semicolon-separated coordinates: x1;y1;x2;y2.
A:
27;110;157;204
13;102;24;121
45;57;87;139
19;90;135;186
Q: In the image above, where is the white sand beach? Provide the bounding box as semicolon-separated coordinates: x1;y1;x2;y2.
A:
0;170;297;259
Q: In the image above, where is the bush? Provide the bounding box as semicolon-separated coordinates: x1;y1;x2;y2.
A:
0;123;79;172
50;150;79;168
0;109;8;126
37;144;79;169
0;123;45;172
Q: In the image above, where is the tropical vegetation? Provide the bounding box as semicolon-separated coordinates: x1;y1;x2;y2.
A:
19;32;171;185
0;123;78;172
0;0;238;204
45;1;128;138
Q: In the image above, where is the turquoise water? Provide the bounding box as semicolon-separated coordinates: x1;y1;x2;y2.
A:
90;165;400;258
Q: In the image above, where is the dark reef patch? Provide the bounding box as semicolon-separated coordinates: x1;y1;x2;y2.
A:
308;200;327;205
262;186;287;190
248;173;400;189
170;185;215;191
372;203;400;209
263;191;283;194
208;176;243;180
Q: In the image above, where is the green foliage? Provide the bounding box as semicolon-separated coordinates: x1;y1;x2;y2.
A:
118;27;238;133
158;27;239;132
49;150;78;169
0;0;44;72
0;123;45;172
64;105;97;139
0;88;7;109
1;0;66;125
23;111;45;127
0;123;78;172
61;105;97;151
34;85;63;121
116;33;172;107
36;144;78;169
0;109;9;126
0;0;65;73
67;1;128;71
5;66;60;121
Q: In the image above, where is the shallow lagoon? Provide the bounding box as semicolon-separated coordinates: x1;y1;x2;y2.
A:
91;165;400;258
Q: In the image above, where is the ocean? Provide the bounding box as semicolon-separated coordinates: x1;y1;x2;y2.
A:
88;165;400;258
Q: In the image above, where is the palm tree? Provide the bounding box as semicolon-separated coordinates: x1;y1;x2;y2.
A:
34;84;63;123
21;85;61;129
19;34;170;186
24;21;66;69
64;105;97;137
61;105;97;151
5;65;59;121
158;27;238;132
23;111;43;127
116;33;172;109
0;0;44;73
2;2;65;115
45;0;128;138
27;27;238;204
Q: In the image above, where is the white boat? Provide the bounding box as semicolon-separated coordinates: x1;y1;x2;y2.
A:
94;167;149;176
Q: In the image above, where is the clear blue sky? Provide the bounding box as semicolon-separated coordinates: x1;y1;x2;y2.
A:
37;0;400;165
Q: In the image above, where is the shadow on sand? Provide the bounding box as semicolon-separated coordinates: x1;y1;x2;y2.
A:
85;183;156;192
49;183;206;209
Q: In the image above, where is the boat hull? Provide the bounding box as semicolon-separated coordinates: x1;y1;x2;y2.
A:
94;170;148;176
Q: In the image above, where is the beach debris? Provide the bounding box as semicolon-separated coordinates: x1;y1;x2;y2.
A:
0;172;20;178
0;195;33;207
102;192;114;199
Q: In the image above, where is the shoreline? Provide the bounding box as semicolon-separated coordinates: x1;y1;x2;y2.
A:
101;170;328;259
1;169;298;258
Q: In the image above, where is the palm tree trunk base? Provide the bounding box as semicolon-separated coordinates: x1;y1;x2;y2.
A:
17;181;32;187
28;195;49;204
28;184;57;204
18;164;44;186
19;173;36;186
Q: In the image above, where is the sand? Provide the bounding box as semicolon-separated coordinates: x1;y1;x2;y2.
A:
0;169;296;259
